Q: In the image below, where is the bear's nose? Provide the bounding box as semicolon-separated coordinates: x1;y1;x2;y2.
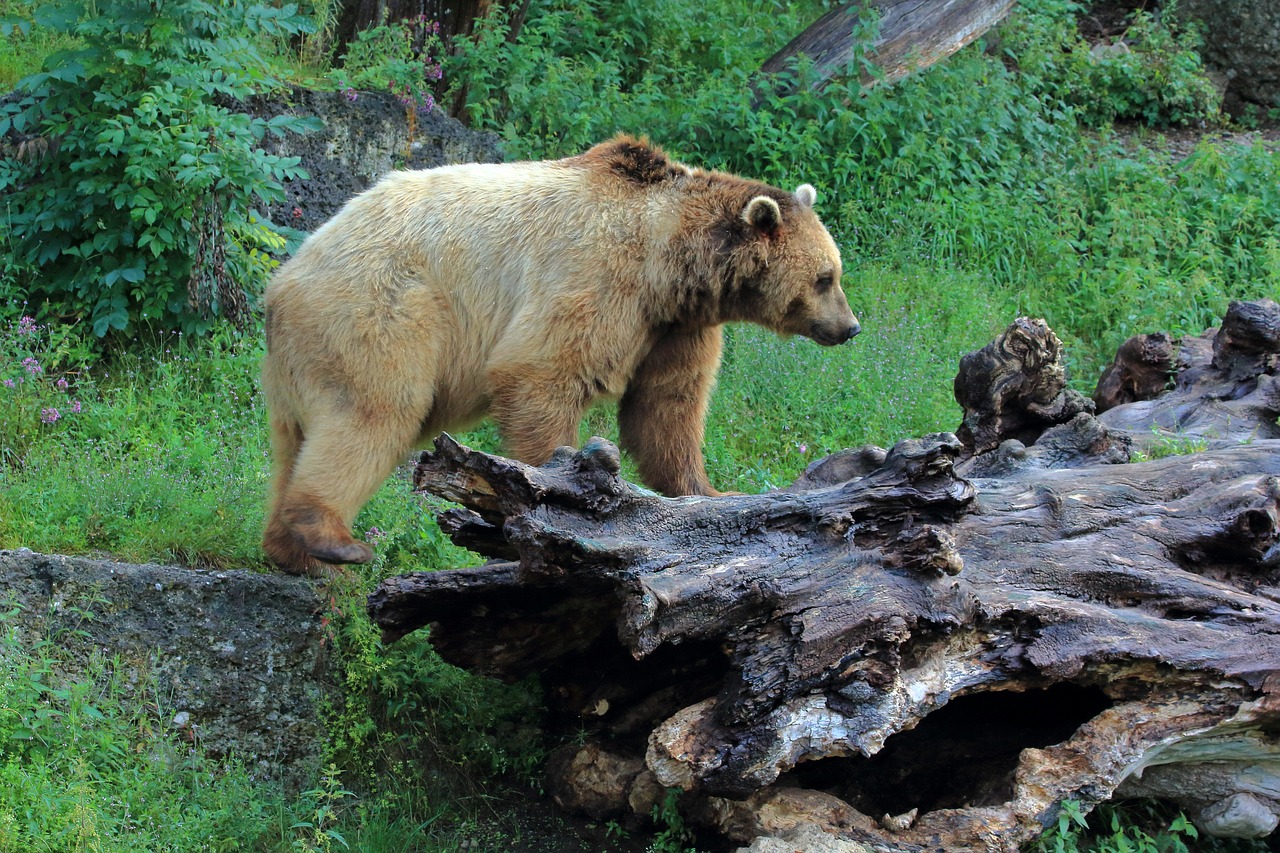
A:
843;321;861;342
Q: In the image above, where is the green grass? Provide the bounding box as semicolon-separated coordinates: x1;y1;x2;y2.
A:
0;603;277;852
0;327;269;567
0;0;78;90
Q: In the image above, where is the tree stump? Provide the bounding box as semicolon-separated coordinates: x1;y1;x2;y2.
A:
368;299;1280;851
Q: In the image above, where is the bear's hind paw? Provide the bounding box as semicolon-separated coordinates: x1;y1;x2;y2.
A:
308;538;375;566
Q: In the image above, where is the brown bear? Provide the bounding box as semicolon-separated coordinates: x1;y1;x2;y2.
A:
262;135;859;575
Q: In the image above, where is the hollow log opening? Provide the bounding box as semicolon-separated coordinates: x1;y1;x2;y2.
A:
369;298;1280;851
791;684;1114;816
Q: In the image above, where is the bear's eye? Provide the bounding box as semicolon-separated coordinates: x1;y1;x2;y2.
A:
815;272;835;294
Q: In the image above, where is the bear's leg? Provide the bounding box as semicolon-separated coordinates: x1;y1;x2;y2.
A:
273;408;423;569
262;410;325;575
618;325;725;497
489;366;589;465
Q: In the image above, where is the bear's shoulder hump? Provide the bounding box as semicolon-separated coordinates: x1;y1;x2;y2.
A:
580;134;688;186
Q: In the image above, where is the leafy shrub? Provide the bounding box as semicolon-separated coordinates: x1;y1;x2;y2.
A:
0;0;319;336
1029;797;1266;853
330;13;445;112
447;0;825;157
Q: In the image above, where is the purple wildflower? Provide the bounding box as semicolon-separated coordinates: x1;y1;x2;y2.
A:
365;526;387;546
40;407;60;424
17;316;36;336
22;357;42;376
71;400;82;414
2;379;14;389
55;377;69;391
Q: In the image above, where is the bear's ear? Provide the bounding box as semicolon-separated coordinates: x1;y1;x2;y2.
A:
743;195;782;237
794;184;817;208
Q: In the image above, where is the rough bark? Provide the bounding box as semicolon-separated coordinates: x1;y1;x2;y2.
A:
368;299;1280;852
1094;298;1280;448
756;0;1016;99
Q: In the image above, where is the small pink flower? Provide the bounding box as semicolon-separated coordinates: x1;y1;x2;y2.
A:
22;357;41;376
71;400;82;414
55;377;69;391
2;379;14;389
292;207;303;219
40;407;60;424
798;443;808;454
17;316;36;336
365;526;387;546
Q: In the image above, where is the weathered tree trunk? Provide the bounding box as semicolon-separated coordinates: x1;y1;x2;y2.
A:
368;299;1280;852
756;0;1016;99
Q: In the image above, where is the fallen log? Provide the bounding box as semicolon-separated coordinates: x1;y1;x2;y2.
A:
756;0;1016;98
369;299;1280;851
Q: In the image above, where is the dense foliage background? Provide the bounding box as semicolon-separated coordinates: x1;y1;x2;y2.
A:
1;0;1277;850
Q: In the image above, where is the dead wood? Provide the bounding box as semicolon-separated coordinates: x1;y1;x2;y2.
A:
1095;299;1280;448
368;299;1280;852
756;0;1015;100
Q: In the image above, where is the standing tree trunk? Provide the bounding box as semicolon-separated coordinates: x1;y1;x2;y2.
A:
369;299;1280;851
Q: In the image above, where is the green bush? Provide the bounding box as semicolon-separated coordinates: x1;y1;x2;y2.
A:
0;0;319;336
1030;797;1267;853
330;13;445;111
1005;0;1220;128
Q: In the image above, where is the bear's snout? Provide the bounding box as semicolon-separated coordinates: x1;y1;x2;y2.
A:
810;317;860;346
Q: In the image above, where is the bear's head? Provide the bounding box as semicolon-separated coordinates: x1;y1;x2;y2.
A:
728;184;859;347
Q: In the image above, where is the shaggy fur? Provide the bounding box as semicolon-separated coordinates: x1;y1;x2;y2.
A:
261;136;859;574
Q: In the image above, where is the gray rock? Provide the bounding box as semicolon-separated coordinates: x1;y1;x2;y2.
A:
0;549;335;790
1197;793;1280;839
248;86;504;234
1176;0;1280;108
736;825;873;853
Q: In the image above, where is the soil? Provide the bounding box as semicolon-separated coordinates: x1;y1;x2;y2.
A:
1116;122;1280;160
457;787;710;853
